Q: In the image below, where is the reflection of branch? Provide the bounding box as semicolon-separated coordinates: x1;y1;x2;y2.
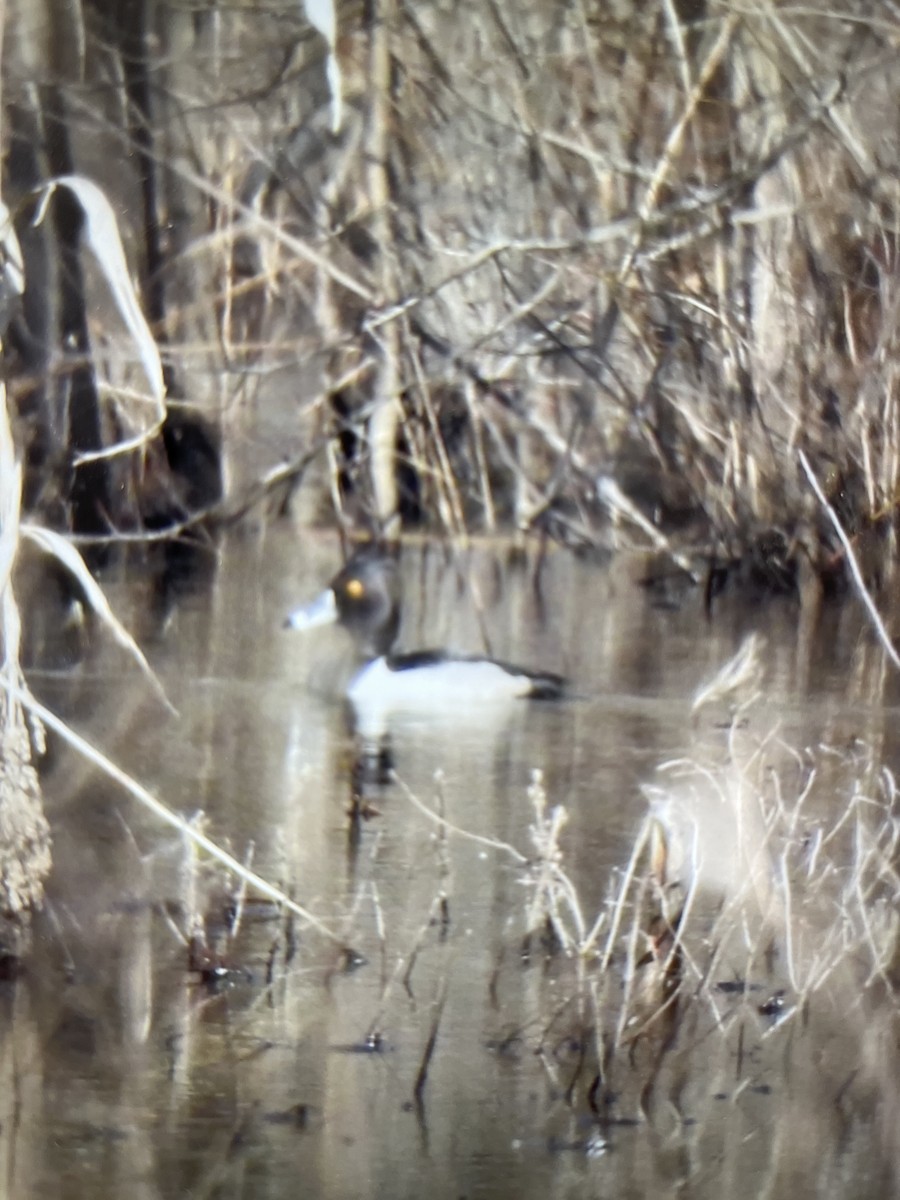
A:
798;449;900;671
15;685;346;944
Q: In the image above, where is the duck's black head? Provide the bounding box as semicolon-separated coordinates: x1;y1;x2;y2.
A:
285;547;400;658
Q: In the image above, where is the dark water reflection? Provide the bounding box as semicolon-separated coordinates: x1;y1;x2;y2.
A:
8;528;900;1198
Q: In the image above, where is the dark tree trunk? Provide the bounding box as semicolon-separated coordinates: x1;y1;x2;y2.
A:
113;0;167;335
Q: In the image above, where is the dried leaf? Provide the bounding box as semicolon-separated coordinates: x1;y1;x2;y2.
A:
44;176;165;407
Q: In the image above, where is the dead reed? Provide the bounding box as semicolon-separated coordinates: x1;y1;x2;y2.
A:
3;3;899;589
510;636;900;1134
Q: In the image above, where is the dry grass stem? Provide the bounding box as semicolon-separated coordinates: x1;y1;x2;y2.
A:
798;449;900;672
12;685;342;943
394;771;527;864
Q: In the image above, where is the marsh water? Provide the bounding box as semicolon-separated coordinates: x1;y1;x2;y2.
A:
8;528;900;1198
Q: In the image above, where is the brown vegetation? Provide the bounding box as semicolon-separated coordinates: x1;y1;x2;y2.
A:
0;2;896;592
0;11;898;1190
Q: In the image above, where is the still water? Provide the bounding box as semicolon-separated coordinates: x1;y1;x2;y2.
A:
7;527;900;1198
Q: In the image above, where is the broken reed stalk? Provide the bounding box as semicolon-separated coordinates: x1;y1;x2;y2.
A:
798;449;900;672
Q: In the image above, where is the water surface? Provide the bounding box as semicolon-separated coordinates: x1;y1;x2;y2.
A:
7;528;900;1198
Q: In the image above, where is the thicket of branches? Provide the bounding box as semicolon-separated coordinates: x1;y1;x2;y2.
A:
2;13;900;1167
4;1;900;570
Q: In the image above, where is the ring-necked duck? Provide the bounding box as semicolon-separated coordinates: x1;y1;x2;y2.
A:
284;547;564;735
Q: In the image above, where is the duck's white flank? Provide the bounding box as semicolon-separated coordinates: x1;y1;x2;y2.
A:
347;656;535;738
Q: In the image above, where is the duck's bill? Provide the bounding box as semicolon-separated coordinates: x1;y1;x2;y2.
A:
284;588;338;631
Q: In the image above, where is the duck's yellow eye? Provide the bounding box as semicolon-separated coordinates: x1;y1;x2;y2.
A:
345;577;365;600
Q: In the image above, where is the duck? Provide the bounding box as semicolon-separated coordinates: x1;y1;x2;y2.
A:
284;546;565;737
